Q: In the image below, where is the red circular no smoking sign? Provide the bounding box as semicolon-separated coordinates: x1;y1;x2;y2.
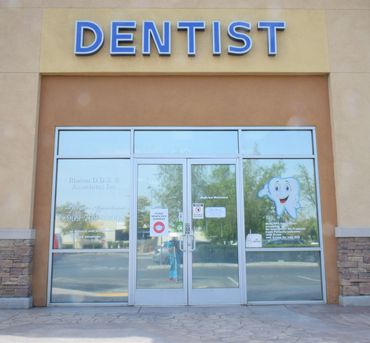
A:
153;221;165;234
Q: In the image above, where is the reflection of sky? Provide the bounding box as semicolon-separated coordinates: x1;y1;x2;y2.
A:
240;131;313;155
58;131;130;155
56;160;131;219
135;131;238;156
58;130;313;156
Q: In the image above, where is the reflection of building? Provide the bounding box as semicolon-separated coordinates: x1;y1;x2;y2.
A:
1;2;370;308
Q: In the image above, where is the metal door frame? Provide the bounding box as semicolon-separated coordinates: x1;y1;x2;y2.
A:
132;158;243;305
187;158;244;305
132;158;188;305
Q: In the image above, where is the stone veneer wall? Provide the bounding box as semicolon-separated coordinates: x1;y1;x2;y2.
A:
337;235;370;304
0;239;34;299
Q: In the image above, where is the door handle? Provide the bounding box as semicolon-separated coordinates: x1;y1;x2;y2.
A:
188;234;196;252
179;236;185;252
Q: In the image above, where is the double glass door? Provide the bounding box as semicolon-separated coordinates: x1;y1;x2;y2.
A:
135;159;242;305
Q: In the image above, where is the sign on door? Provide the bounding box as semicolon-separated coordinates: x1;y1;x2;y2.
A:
150;209;169;237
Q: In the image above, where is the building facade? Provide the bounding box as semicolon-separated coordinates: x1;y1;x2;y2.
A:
0;0;370;308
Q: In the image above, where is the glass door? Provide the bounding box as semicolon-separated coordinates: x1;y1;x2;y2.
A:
133;159;242;305
187;159;242;305
134;159;188;305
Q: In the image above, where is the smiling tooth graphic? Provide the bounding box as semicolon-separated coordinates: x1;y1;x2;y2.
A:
258;177;301;219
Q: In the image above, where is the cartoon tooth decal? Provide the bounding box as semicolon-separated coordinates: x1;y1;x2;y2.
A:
258;177;301;219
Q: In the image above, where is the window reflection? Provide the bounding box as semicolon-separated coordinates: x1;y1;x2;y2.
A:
240;130;313;155
136;164;184;289
58;130;130;156
51;253;128;303
191;164;239;288
246;251;323;301
243;159;319;248
54;159;130;249
135;131;238;156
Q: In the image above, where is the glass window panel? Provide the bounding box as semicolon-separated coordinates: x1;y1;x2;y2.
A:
246;251;323;301
136;164;184;289
134;130;238;156
54;159;130;249
243;159;319;248
58;130;130;155
240;130;313;156
191;164;239;288
51;252;128;303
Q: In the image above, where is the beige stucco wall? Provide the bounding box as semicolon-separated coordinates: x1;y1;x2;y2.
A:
326;10;370;228
0;1;369;231
0;8;41;230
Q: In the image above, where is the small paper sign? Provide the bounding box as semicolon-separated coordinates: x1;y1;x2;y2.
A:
150;209;169;237
246;234;262;248
205;207;226;218
192;203;204;219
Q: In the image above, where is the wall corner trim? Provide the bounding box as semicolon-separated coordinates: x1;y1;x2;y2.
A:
335;227;370;238
0;229;35;240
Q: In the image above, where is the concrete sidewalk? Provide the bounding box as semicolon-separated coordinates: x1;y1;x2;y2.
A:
0;305;370;342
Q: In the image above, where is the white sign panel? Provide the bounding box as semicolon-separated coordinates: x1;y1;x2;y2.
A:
192;203;204;219
150;209;169;237
205;207;226;218
246;234;263;248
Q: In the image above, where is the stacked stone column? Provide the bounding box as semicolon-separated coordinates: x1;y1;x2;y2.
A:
0;231;34;308
336;228;370;306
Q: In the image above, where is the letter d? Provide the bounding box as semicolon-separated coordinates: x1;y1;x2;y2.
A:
74;20;104;55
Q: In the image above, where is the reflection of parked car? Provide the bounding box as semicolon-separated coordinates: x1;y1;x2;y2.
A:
53;233;62;249
152;242;170;264
80;229;105;248
193;242;237;263
152;240;183;264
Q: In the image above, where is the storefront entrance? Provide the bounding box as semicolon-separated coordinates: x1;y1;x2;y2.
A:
48;128;325;305
135;159;242;305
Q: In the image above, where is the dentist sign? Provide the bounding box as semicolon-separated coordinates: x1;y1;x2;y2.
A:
74;20;286;57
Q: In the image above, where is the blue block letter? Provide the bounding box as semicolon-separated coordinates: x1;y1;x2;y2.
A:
177;21;206;56
74;20;104;55
257;21;286;56
212;21;222;56
110;21;137;55
142;21;171;55
227;21;252;55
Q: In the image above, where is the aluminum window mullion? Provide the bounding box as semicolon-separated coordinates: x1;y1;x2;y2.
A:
132;154;239;159
55;155;131;159
312;128;327;303
247;300;325;305
242;155;316;159
237;156;247;304
128;155;137;306
56;126;316;131
51;249;130;253
245;247;321;252
132;126;316;131
47;129;60;306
